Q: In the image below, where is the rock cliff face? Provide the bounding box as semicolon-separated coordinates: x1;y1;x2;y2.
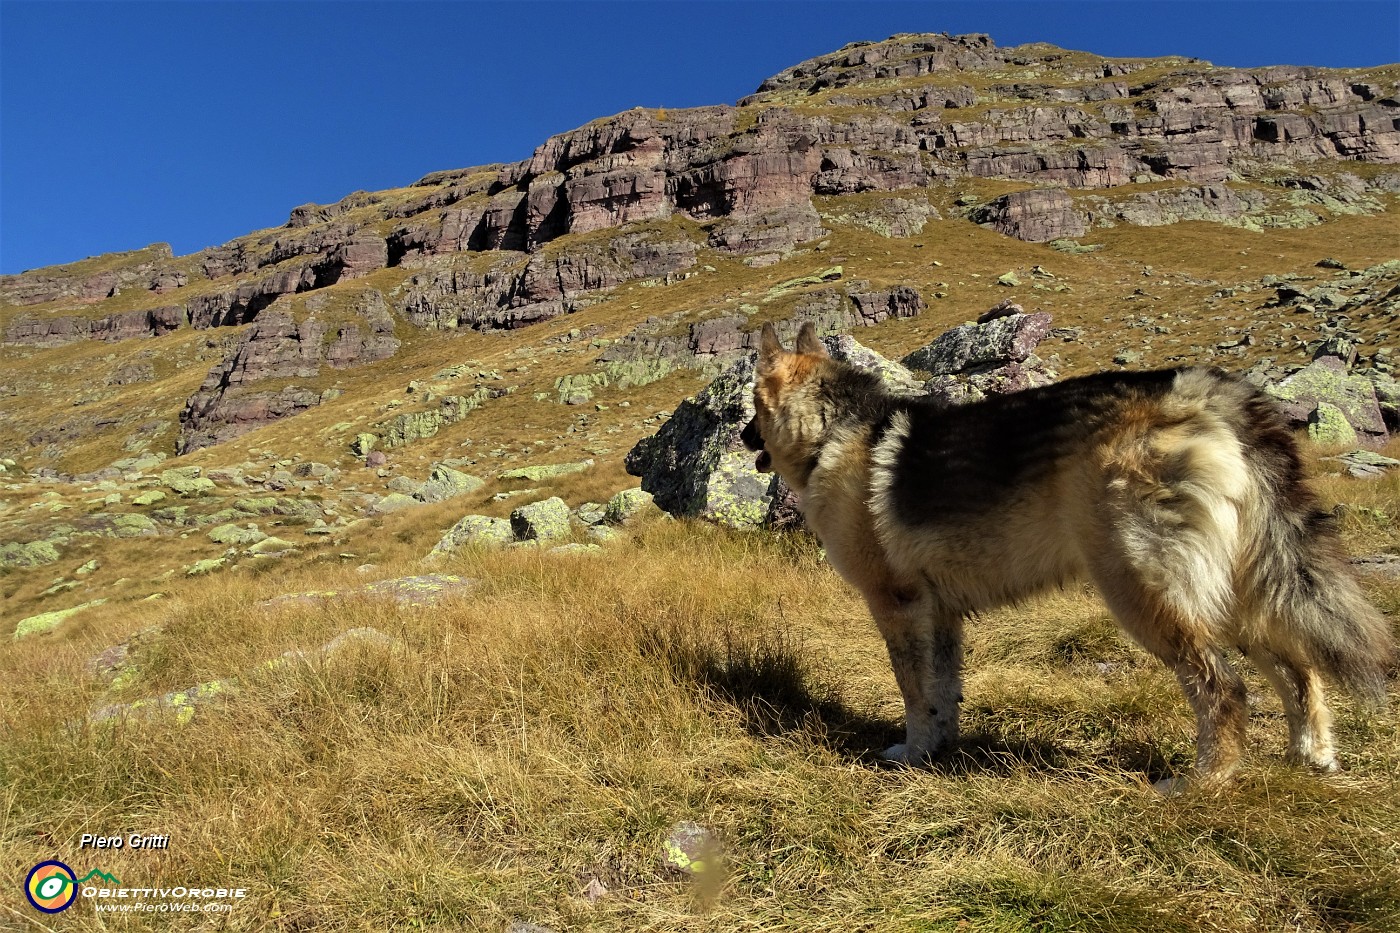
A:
3;31;1397;453
4;305;184;347
178;290;399;453
7;32;1396;342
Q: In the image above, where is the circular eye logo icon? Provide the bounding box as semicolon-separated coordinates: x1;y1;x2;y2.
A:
25;860;78;913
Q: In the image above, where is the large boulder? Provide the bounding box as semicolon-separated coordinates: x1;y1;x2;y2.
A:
625;354;779;528
413;465;485;504
902;311;1059;405
431;515;515;554
970;189;1086;242
624;335;921;529
510;497;573;542
1264;356;1389;447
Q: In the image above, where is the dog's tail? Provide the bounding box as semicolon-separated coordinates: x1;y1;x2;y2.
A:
1236;389;1394;706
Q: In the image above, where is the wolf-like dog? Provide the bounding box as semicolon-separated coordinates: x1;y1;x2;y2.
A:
743;321;1393;784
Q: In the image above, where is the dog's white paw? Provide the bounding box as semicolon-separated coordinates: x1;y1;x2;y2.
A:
879;743;920;766
1151;776;1189;797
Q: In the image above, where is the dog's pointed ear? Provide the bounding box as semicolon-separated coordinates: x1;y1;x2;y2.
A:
794;321;827;357
758;321;783;369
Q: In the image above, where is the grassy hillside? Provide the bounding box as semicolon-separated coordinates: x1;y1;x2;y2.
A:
3;453;1398;931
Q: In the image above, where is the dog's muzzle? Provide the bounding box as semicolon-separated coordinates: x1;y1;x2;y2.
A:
740;417;772;472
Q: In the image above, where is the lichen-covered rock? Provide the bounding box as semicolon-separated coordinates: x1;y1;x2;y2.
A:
1308;403;1359;446
825;334;923;393
626;339;918;528
161;467;216;497
359;574;474;606
90;678;233;726
903;312;1054;375
498;460;594;482
1265;358;1388;446
207;523;268;546
352;433;377;456
575;502;607;525
511;497;572;542
431;515;515;554
604;487;657;524
0;540;61;569
132;490;167;506
625;354;779;527
185;556;227;576
370;493;418;514
413;464;485;504
13;599;109;639
248;536;297;556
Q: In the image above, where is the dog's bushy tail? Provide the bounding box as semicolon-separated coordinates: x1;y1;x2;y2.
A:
1238;391;1394;706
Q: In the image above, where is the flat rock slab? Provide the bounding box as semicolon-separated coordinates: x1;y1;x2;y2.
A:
263;573;476;609
1351;555;1400;579
1326;449;1400;478
14;598;108;639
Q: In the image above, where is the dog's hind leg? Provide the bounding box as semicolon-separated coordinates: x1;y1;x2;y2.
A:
1243;646;1338;772
1091;562;1249;785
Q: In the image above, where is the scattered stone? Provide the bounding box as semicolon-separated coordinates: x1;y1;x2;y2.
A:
431;515;516;554
186;557;227;576
604;488;656;524
14;599;109;639
207;523;268;546
414;465;485;503
510;497;572;542
1350;555;1400;579
132;490;167;506
1328;449;1400;478
549;542;602;555
498;460;594;482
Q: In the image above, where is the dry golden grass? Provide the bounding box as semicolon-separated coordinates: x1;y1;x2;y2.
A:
3;511;1397;932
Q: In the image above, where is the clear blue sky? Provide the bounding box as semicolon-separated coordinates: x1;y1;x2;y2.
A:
2;1;1397;275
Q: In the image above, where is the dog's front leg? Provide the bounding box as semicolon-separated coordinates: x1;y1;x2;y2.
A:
868;588;963;765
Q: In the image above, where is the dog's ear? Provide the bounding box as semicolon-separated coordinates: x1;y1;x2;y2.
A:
794;321;827;357
758;321;783;369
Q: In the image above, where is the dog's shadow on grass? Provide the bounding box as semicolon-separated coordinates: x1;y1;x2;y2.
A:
641;622;1171;778
641;622;1181;778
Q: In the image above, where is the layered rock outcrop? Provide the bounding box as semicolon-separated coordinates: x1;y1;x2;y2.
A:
8;32;1396;351
178;291;399;452
4;305;184;347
